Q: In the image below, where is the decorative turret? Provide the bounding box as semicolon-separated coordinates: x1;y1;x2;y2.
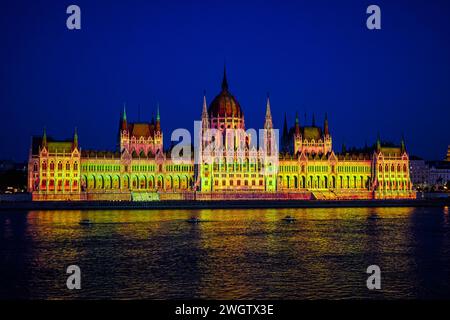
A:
201;91;209;128
401;135;406;154
222;64;228;92
73;127;78;150
324;113;329;136
264;94;273;130
121;103;127;131
42;127;47;148
155;103;161;132
263;94;275;156
295;112;300;136
376;133;381;153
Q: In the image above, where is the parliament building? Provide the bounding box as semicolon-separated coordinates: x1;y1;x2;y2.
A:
28;69;416;201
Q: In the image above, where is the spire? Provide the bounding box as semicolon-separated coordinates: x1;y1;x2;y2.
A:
202;90;208;117
121;103;128;130
312;113;316;127
42;127;47;147
376;133;381;152
324;112;329;135
264;94;273;130
155;103;161;132
401;134;406;153
201;90;210;131
73;127;78;150
156;103;160;121
265;93;272;118
221;64;228;91
295;112;300;135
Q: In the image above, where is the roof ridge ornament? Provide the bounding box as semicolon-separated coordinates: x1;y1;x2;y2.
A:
221;64;228;91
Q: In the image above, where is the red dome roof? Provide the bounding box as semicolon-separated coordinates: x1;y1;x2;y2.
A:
208;68;243;118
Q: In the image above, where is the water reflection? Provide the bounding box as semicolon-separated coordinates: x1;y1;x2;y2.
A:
0;207;449;299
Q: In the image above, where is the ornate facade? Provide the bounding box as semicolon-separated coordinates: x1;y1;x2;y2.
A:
28;69;416;201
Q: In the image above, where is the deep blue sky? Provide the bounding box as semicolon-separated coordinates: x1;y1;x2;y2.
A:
1;0;449;161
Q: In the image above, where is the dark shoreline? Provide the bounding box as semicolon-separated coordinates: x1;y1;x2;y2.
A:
0;198;449;211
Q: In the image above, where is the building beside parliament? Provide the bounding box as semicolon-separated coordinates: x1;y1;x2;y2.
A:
27;69;416;201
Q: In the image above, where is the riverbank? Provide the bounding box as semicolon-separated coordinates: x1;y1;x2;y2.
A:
0;198;449;211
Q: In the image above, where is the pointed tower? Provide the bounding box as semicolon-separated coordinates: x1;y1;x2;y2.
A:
376;133;381;153
121;103;127;130
154;103;163;153
324;113;329;136
119;103;129;153
294;112;302;155
155;103;161;132
201;91;210;150
323;112;332;153
295;112;300;135
222;64;228;92
264;94;273;130
400;135;406;154
73;127;78;150
263;94;274;156
42;127;47;148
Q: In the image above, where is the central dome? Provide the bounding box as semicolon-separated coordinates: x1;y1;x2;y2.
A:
208;68;243;119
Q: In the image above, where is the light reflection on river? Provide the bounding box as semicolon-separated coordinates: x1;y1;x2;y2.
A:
0;207;449;299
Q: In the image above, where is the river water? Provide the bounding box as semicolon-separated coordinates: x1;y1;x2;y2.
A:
1;206;449;299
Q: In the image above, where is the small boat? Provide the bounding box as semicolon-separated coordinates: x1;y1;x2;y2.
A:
282;215;296;222
79;219;93;226
186;217;201;224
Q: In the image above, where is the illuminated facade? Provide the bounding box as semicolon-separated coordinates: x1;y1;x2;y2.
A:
28;70;416;201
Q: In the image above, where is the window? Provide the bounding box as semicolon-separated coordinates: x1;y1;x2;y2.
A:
66;163;70;170
58;162;63;171
50;162;55;171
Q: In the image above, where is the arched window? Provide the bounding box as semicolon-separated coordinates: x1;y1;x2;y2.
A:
391;164;395;171
50;162;55;171
379;164;382;172
33;162;38;172
66;162;70;170
42;161;47;170
403;164;407;172
57;162;63;171
385;164;389;172
74;162;78;170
